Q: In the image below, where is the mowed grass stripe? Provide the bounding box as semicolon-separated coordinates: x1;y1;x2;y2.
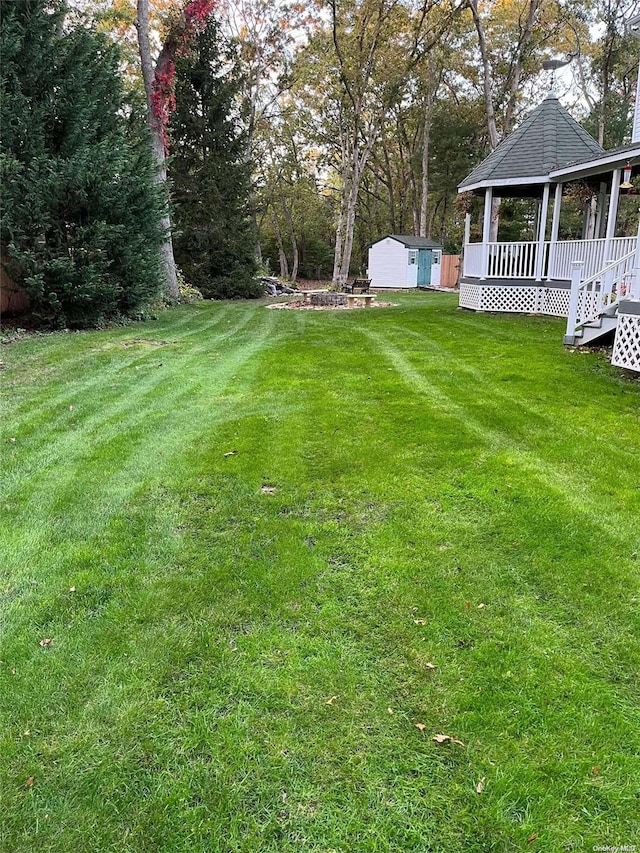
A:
1;294;639;852
358;323;640;533
1;303;246;439
1;306;280;567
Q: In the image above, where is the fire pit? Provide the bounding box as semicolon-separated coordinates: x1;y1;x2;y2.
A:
268;291;395;310
303;290;348;307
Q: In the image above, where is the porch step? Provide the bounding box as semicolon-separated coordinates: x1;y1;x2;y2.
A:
575;315;618;346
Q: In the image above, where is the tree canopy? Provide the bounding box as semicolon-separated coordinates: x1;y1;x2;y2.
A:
3;0;639;322
1;0;165;327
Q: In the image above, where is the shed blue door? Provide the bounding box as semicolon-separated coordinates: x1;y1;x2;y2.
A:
417;249;432;286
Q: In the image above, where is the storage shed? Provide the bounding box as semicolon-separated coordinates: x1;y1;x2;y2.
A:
367;235;443;289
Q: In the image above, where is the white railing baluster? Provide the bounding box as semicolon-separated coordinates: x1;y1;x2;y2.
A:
465;237;636;283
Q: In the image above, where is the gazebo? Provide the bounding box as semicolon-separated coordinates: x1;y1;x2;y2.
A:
457;66;640;373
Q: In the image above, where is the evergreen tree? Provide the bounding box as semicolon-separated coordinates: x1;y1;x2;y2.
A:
0;0;165;328
169;18;259;300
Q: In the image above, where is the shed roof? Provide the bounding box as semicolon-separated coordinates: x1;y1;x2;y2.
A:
458;94;604;193
380;235;443;249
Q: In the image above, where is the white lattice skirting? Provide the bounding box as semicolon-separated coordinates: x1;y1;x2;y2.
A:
459;283;572;316
612;313;640;373
459;282;480;310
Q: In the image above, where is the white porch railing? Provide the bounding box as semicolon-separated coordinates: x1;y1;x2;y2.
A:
487;241;539;278
565;249;636;340
463;243;483;277
463;235;637;281
549;237;636;281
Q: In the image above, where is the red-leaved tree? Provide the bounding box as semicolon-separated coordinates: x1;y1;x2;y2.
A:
136;0;216;299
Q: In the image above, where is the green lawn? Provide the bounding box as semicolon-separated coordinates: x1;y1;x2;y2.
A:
1;293;639;853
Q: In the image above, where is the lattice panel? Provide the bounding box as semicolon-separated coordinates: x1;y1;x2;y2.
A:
459;283;480;309
478;286;539;313
577;291;600;324
543;288;570;317
612;314;640;373
459;284;595;320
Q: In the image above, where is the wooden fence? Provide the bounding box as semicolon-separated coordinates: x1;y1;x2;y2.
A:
440;255;460;289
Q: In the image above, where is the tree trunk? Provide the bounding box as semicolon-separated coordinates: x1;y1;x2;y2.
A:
337;163;360;289
136;0;179;301
381;133;396;233
467;0;499;149
490;197;500;242
503;0;541;136
332;183;347;288
419;95;432;237
282;199;298;284
271;210;289;279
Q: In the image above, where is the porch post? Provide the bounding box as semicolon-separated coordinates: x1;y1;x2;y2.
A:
535;182;551;281
603;168;622;263
631;217;640;299
480;187;493;280
462;212;471;277
547;183;562;280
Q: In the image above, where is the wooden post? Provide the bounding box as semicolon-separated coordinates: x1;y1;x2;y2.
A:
481;188;492;280
535;182;550;281
564;261;584;345
547;183;562;280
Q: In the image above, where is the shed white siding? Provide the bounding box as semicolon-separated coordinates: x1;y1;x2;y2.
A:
367;238;415;289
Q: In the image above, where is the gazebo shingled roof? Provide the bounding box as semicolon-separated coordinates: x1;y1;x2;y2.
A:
458;93;604;194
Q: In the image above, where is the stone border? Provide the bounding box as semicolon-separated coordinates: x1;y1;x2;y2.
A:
267;299;397;310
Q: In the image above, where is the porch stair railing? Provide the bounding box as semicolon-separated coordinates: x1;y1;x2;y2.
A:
563;249;637;346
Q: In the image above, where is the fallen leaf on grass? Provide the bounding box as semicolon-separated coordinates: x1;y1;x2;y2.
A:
39;638;53;648
432;733;465;746
68;405;74;412
424;662;437;670
415;723;426;732
413;618;427;625
25;777;34;788
477;603;487;609
69;586;76;593
526;833;538;845
223;450;238;457
387;708;394;714
261;485;277;494
23;729;30;737
325;696;338;705
591;766;600;776
476;776;486;793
